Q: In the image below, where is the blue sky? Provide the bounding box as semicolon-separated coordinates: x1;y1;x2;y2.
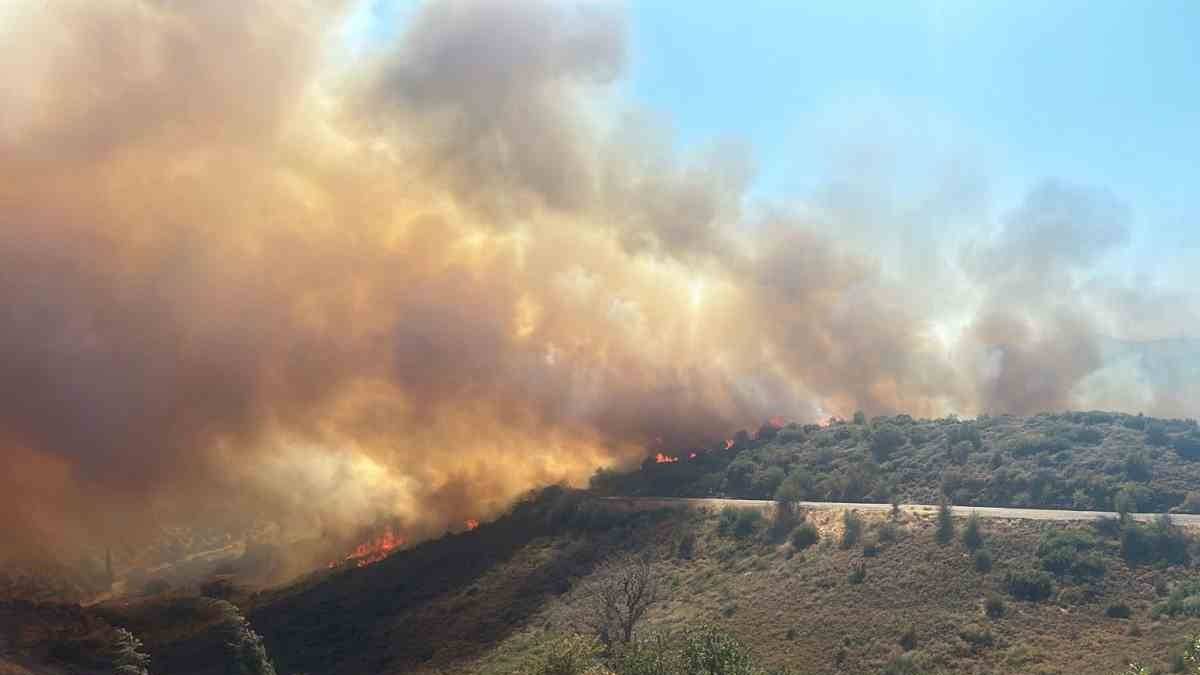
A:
352;1;1198;273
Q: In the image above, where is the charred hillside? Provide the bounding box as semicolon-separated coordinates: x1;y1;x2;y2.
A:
594;411;1200;513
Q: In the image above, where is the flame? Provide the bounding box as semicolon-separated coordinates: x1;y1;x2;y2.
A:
724;439;734;450
767;416;787;429
654;453;679;464
688;452;697;459
334;526;405;568
465;518;479;531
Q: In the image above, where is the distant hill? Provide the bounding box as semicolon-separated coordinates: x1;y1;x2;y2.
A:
593;411;1200;514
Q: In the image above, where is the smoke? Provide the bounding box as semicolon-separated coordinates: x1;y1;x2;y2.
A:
0;0;1195;561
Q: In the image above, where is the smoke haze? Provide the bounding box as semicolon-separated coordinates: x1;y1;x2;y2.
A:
1;0;1195;560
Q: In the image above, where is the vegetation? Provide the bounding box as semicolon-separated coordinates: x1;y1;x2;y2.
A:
1005;568;1054;602
526;625;774;675
594;412;1200;514
935;500;955;545
576;554;661;647
961;512;983;550
110;627;152;675
790;523;819;550
210;600;277;675
840;511;862;549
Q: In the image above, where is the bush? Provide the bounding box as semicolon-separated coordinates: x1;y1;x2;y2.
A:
718;507;739;535
958;624;995;648
898;625;917;651
1106;603;1132;619
733;509;765;539
841;511;863;549
973;549;994;573
962;512;984;550
984;594;1006;618
678;625;758;675
847;562;866;585
935;500;955;545
524;634;602;675
677;532;696;560
862;539;879;558
1038;529;1106;580
1153;580;1200;617
1006;569;1054;602
877;521;900;544
791;523;819;550
870;424;906;461
1120;515;1189;566
880;654;924;675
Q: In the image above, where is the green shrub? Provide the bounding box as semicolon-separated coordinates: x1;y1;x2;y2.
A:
958;624;994;648
677;532;696;560
791;523;819;550
718;507;739;535
935;499;955;545
1006;569;1054;602
1121;515;1189;566
880;654;924;675
898;625;917;651
841;510;863;549
862;539;879;558
984;594;1006;618
877;521;900;544
962;512;983;550
973;548;994;573
678;625;758;675
523;634;602;675
1154;580;1200;617
1037;529;1106;580
848;562;866;585
1106;603;1132;619
733;509;765;539
870;424;907;461
613;634;673;675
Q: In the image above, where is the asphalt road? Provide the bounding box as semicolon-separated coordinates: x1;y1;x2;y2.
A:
601;496;1200;527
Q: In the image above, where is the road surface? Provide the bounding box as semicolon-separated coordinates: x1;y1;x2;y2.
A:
601;496;1200;527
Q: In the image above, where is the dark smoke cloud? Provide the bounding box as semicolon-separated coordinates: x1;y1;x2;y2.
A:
0;0;1194;562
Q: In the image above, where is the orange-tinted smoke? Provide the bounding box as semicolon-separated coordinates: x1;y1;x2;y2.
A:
0;0;1192;561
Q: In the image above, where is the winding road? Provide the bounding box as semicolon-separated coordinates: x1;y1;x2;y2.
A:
601;496;1200;527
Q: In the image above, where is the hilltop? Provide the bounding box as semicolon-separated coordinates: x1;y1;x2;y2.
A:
594;411;1200;514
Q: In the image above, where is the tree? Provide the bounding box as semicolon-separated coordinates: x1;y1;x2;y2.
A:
962;512;984;550
1115;489;1136;523
841;510;863;549
870;424;906;461
208;600;277;675
935;498;955;545
110;627;151;675
577;553;661;646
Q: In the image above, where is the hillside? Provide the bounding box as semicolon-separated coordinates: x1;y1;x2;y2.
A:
52;488;1200;675
594;411;1200;514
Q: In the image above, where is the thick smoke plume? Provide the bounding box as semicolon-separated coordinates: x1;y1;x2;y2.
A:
0;0;1195;560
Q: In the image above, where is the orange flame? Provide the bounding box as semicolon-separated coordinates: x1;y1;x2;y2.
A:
767;415;787;428
688;452;697;459
724;439;734;450
654;453;679;464
338;526;405;568
465;518;479;531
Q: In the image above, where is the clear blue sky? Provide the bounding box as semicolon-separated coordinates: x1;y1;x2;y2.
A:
354;1;1199;269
